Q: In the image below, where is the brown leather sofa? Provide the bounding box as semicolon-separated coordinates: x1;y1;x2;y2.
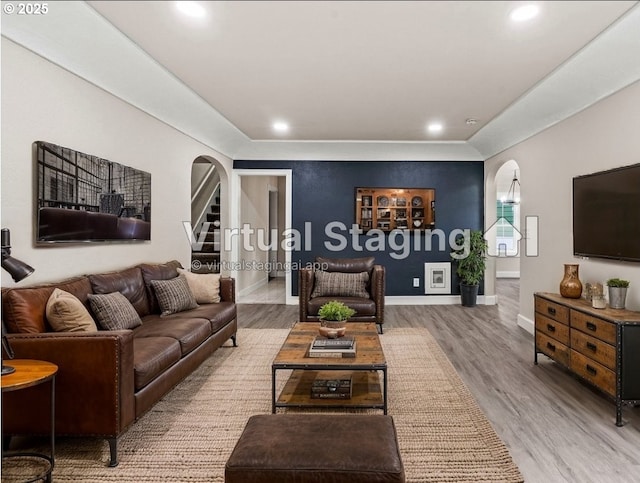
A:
1;260;236;467
299;256;385;333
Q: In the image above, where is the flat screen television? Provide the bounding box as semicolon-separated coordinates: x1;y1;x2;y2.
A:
35;141;151;244
573;163;640;262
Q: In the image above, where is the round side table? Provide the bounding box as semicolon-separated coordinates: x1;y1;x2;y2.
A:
2;359;58;483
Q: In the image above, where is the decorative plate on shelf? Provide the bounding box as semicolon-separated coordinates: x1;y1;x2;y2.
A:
411;196;423;207
377;196;389;207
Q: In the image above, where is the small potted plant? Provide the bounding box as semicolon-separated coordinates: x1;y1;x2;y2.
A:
450;230;488;307
317;300;356;338
606;278;630;309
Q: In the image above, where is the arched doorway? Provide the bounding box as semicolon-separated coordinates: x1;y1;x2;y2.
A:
189;156;228;273
494;160;521;278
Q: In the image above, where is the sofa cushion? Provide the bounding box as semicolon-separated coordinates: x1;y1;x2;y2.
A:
139;260;182;314
88;292;143;330
46;288;98;332
2;276;92;333
166;302;237;334
311;271;370;299
150;275;198;316
89;267;150;317
133;336;182;390
177;268;221;303
137;316;212;356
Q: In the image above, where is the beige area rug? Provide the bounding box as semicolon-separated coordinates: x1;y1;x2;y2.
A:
2;328;523;482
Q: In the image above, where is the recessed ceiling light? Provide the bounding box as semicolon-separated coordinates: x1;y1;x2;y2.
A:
427;123;443;134
510;4;539;22
273;122;289;133
176;1;206;19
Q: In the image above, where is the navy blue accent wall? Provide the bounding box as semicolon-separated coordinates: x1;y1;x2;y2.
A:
234;160;484;296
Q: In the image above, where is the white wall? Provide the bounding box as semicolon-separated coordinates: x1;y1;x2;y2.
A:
0;39;233;286
486;79;640;325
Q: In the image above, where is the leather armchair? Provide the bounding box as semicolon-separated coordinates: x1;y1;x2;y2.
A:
299;256;385;333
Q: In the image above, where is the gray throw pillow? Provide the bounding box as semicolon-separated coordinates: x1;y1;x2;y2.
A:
311;271;370;299
88;292;142;330
150;274;198;316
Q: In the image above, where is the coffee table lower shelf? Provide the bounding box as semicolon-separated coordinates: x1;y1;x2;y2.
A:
275;370;384;411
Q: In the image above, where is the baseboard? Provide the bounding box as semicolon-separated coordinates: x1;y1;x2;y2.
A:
285;295;297;305
497;271;520;279
386;295;497;305
517;313;534;334
285;295;498;306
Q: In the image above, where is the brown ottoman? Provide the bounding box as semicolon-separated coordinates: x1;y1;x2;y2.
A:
225;414;405;483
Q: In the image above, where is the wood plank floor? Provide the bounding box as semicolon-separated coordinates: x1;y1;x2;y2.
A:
238;280;640;483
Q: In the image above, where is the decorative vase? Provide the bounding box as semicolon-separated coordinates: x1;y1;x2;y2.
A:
319;320;347;339
559;264;582;299
608;287;627;310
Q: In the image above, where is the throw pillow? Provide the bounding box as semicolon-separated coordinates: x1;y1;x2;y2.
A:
88;292;142;331
310;271;370;299
46;288;98;332
177;268;221;303
150;274;198;317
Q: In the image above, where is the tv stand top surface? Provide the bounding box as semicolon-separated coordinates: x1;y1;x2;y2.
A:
535;292;640;325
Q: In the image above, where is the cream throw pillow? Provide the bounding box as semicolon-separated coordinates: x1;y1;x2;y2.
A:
177;268;221;303
46;288;98;332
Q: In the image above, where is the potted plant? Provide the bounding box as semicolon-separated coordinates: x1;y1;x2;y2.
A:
606;278;629;309
450;230;488;307
317;300;356;338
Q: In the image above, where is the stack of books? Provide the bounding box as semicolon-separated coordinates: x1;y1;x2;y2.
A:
307;336;356;358
310;375;353;399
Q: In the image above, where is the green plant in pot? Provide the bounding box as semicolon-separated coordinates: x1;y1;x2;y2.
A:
450;230;488;307
317;300;356;338
606;278;629;309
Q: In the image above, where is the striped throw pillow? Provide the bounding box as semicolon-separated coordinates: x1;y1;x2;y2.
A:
310;271;370;299
150;274;198;316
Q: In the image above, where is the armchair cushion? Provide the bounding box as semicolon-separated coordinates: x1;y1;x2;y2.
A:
316;256;375;273
311;271;370;299
308;296;376;316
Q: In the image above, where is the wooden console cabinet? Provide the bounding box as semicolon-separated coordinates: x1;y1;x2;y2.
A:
534;292;640;426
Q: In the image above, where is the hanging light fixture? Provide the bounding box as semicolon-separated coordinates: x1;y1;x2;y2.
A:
503;170;520;205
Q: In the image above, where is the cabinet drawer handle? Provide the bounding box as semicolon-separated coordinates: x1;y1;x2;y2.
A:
586;364;597;376
586;321;597;332
547;307;556;316
546;342;556;352
546;323;556;333
586;342;597;352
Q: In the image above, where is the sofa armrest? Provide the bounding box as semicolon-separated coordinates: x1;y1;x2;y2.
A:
3;330;135;438
298;267;315;322
371;265;385;324
220;277;236;303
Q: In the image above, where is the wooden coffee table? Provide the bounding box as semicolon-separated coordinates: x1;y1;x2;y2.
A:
272;322;387;414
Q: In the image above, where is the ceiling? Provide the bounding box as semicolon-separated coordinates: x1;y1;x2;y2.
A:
2;1;640;160
87;1;636;143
